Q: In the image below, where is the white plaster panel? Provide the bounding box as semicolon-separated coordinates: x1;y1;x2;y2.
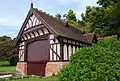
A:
19;50;24;61
57;44;60;60
19;51;21;59
19;47;22;49
21;37;24;41
55;39;59;43
21;50;24;61
30;16;34;22
23;35;27;40
76;42;79;45
19;43;22;46
33;16;37;26
53;45;57;60
30;32;34;38
68;45;72;59
21;46;24;49
22;42;25;45
63;39;67;43
26;23;29;29
42;28;49;34
72;41;75;44
24;27;27;31
79;43;82;46
39;21;42;24
68;40;71;43
63;44;67;60
36;19;39;25
77;46;79;50
73;46;75;54
49;34;54;39
26;34;30;39
50;46;52;61
28;19;32;27
34;31;39;37
50;40;54;44
38;29;43;35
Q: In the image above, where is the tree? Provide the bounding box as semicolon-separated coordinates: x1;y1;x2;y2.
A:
67;9;76;22
81;6;112;35
110;1;120;38
62;10;78;27
63;14;68;20
55;13;61;20
97;0;118;8
80;0;120;36
97;0;120;37
0;36;17;61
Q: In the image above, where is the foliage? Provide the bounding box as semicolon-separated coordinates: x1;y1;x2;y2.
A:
63;14;68;20
55;13;61;20
9;55;18;66
67;9;76;22
0;36;18;65
59;38;120;81
79;0;120;37
63;9;78;27
110;1;120;34
97;0;118;8
80;5;114;36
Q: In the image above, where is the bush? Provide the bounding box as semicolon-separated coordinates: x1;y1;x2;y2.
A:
9;55;18;66
59;38;120;81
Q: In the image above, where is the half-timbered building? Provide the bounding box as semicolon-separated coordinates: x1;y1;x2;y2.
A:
15;4;95;77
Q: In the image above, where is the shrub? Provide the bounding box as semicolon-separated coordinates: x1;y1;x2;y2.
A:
9;55;18;66
59;38;120;81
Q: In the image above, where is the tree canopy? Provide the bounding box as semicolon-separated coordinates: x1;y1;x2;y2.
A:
0;36;17;60
57;0;120;37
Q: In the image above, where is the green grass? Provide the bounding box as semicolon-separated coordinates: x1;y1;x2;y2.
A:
0;76;59;81
0;61;15;72
9;76;59;81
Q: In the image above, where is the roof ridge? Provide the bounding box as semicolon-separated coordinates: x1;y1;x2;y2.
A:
34;8;58;21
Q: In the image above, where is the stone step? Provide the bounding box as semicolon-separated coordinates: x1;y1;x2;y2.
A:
13;72;24;78
0;72;23;79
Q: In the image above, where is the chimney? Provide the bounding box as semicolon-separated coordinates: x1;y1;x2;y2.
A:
31;3;33;8
65;22;69;28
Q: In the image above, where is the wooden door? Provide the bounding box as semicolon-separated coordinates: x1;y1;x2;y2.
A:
26;39;49;76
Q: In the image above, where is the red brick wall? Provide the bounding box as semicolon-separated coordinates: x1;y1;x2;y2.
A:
16;62;27;75
16;62;69;77
45;62;69;77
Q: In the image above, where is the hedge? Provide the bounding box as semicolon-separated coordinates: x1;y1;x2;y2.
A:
59;38;120;81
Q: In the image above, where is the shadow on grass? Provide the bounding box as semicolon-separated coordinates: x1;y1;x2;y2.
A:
0;64;14;67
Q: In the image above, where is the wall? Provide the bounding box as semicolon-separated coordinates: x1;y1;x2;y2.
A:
16;62;27;75
49;34;61;61
45;62;69;77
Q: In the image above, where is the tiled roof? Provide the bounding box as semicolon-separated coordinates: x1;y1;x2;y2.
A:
33;8;88;42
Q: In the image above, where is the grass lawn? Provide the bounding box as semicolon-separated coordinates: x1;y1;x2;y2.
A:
0;61;15;72
0;61;59;81
0;76;59;81
9;76;59;81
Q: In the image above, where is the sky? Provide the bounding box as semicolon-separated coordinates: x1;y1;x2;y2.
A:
0;0;98;38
